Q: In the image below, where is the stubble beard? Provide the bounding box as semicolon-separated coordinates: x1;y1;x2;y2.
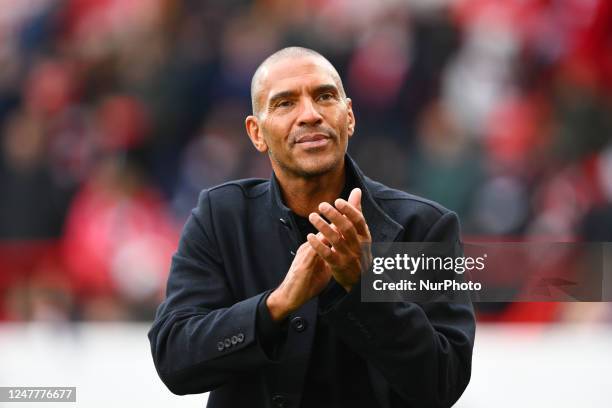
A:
265;124;347;179
268;146;343;179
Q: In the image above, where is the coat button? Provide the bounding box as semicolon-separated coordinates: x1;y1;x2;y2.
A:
236;333;244;342
231;335;238;345
272;394;288;408
217;341;225;351
224;338;232;348
291;316;307;332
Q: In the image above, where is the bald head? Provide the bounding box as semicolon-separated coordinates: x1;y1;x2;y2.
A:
250;47;346;116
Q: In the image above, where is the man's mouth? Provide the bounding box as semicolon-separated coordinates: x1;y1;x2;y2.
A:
295;133;329;144
295;133;331;149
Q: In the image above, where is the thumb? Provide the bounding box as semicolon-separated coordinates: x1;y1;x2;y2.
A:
348;188;362;212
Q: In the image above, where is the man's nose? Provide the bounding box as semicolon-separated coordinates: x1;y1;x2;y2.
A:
297;97;323;126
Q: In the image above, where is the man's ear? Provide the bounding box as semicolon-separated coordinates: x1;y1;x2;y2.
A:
245;115;268;153
346;98;355;138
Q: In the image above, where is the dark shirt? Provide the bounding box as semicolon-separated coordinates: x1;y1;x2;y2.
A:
256;172;380;407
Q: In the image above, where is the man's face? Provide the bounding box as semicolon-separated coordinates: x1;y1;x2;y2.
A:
247;56;355;178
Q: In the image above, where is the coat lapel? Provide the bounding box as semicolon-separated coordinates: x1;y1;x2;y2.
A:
345;155;405;243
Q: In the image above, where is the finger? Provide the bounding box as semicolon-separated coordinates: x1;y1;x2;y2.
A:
296;232;331;250
296;241;318;261
307;233;336;264
348;188;362;212
296;234;331;263
316;231;331;247
334;198;370;237
309;212;344;247
318;202;359;248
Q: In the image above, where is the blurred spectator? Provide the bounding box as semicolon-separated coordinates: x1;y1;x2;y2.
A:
0;110;70;239
171;102;256;219
409;100;484;224
62;150;177;320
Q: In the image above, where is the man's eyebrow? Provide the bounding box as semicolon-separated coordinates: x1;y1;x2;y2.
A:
313;84;339;94
269;84;339;103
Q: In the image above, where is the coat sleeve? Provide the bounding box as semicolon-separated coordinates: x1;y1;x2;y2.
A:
319;210;476;408
147;189;281;395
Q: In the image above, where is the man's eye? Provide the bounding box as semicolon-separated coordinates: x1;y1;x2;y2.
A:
276;100;293;108
318;93;334;101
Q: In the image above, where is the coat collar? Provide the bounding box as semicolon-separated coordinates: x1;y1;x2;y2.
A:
268;154;404;243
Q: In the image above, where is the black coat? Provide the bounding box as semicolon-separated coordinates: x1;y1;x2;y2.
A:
148;155;476;408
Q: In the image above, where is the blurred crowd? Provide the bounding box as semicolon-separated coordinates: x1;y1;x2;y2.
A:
0;0;611;322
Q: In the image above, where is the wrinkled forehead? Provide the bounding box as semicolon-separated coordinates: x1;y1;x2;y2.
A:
257;56;342;103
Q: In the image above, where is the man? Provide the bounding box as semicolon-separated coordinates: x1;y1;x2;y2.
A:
148;47;475;408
